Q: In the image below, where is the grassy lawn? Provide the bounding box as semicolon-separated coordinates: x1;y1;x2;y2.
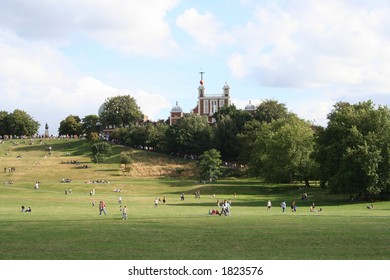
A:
0;139;389;259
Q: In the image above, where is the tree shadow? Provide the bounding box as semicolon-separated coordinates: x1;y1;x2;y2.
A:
157;178;362;207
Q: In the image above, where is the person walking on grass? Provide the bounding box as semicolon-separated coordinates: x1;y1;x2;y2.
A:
122;206;128;220
99;200;107;215
154;198;159;208
280;201;286;213
267;200;272;211
291;201;296;212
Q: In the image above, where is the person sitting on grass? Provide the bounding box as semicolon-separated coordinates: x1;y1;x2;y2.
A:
208;209;221;216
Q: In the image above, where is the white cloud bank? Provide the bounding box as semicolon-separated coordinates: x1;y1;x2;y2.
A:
0;0;177;134
228;0;390;96
176;8;233;50
0;30;170;134
0;0;180;57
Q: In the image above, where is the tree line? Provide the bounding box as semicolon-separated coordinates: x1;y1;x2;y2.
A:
2;95;389;199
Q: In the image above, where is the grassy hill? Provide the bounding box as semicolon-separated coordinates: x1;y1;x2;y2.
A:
0;138;197;182
0;138;389;260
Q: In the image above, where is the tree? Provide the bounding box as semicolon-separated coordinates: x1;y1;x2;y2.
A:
198;149;223;181
0;111;9;137
237;119;262;163
91;142;112;163
59;115;82;136
212;105;253;161
7;109;40;136
212;114;239;161
99;95;143;129
120;152;133;175
82;114;100;137
88;132;100;142
254;99;290;124
251;114;316;185
149;122;169;153
166;115;211;156
315;101;390;199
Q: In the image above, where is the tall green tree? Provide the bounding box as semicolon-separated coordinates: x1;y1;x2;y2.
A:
82;114;100;137
237;119;262;163
0;111;9;137
7;109;40;136
212;105;253;161
316;101;390;198
166;115;211;156
251;114;316;185
58;115;82;136
91;142;112;163
254;99;290;124
198;149;223;181
99;95;142;129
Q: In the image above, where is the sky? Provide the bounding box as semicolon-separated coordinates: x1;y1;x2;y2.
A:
1;0;390;135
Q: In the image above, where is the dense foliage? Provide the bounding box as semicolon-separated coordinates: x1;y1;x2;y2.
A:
250;114;316;185
58;115;82;136
3;97;389;199
198;149;223;181
99;95;143;129
316;101;390;198
0;110;40;137
165;115;212;156
91;141;112;163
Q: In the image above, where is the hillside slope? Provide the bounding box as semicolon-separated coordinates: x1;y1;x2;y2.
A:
0;138;197;184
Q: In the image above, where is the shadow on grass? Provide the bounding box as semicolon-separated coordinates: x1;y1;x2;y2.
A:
157;178;357;207
168;200;263;207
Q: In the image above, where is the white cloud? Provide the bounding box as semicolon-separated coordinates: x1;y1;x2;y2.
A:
227;53;248;79
176;8;233;50
228;0;390;96
0;30;171;134
0;0;180;57
131;90;171;121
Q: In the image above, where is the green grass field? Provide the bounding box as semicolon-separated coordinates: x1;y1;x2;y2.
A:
0;138;389;260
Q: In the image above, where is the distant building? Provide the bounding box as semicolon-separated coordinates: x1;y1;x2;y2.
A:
169;72;257;125
169;101;184;126
170;72;232;124
244;100;256;114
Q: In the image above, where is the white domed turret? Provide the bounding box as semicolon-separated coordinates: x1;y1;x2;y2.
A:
170;101;183;113
245;100;256;112
170;101;184;125
98;103;106;117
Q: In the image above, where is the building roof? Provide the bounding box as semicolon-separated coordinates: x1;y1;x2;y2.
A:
245;100;256;111
170;101;183;113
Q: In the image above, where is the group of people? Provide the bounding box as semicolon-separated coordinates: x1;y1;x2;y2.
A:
21;206;32;212
60;178;72;183
266;199;322;213
310;203;323;213
85;179;109;184
120;205;128;220
208;199;232;216
154;197;166;207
